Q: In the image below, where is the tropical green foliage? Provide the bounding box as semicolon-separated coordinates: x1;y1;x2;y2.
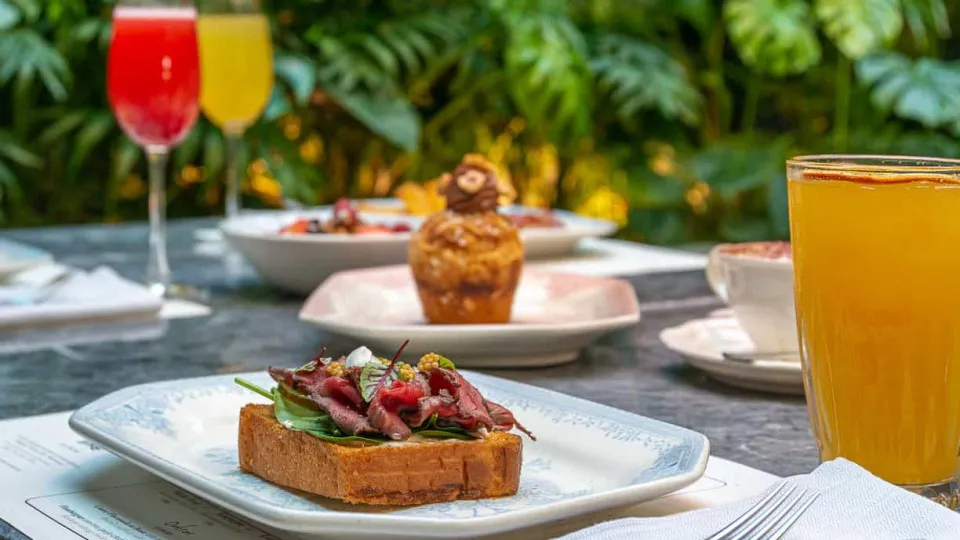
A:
0;0;959;244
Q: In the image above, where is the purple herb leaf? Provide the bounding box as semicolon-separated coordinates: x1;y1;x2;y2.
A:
358;340;409;402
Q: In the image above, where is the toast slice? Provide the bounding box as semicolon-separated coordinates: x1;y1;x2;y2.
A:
238;404;522;505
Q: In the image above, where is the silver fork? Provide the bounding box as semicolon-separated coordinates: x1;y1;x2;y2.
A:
706;482;819;540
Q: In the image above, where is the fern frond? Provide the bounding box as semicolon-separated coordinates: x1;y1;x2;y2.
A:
589;33;702;126
503;12;594;142
0;28;71;100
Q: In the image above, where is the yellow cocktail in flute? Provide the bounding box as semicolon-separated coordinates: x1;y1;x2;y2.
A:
197;3;273;217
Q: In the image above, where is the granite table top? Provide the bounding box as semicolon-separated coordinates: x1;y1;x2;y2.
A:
0;219;817;538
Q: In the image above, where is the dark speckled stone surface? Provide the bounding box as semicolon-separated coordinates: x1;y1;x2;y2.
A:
0;219;818;539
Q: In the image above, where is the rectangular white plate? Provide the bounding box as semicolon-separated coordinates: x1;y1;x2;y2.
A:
69;371;709;538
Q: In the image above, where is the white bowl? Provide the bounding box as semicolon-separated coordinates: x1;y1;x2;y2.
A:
221;203;617;294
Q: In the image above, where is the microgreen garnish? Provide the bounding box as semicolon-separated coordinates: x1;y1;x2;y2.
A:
295;346;326;372
359;339;409;402
436;355;456;371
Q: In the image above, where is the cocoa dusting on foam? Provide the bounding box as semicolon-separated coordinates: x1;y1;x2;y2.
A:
718;241;792;260
802;170;960;186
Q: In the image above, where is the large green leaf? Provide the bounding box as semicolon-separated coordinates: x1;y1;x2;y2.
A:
0;1;20;30
68;112;115;172
273;53;317;106
323;85;421;152
766;172;790;239
590;34;702;125
503;12;593;142
674;0;715;34
857;52;960;129
719;217;771;242
0;130;41;168
900;0;950;51
627;208;687;245
815;0;902;59
689;144;785;200
626;167;688;208
0;28;71;100
9;0;39;23
724;0;821;76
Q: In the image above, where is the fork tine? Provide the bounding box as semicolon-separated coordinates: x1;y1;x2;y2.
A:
764;490;820;540
705;482;791;540
727;485;803;540
748;487;810;540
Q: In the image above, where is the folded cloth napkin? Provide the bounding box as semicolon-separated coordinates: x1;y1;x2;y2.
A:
560;459;960;540
0;265;162;329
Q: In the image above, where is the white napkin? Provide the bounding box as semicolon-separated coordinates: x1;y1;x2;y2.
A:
560;459;960;540
0;265;162;329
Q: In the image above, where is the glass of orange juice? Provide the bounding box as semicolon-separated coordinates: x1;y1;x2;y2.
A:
788;155;960;508
197;0;273;218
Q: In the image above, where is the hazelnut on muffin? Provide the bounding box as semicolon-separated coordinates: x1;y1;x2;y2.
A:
408;155;523;324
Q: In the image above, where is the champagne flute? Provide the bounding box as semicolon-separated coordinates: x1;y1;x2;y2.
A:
197;0;273;218
107;0;201;297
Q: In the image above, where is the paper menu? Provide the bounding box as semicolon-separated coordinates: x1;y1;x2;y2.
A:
0;412;779;540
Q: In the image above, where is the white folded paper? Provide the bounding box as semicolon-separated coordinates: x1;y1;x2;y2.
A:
560;459;960;540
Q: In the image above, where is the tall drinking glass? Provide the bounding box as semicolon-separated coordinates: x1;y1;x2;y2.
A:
197;0;273;218
107;0;201;297
788;155;960;508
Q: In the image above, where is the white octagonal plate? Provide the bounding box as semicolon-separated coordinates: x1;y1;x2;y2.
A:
69;371;709;538
299;265;641;367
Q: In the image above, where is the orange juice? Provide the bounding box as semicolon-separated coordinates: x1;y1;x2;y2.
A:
789;166;960;487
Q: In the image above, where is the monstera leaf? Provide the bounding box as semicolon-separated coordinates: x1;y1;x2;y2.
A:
857;52;960;129
815;0;902;59
901;0;950;50
724;0;821;76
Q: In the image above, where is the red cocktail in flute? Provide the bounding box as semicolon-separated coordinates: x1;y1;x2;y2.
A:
107;1;200;296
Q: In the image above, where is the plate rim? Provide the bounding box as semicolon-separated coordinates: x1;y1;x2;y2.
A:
218;204;618;246
298;265;642;335
69;371;709;537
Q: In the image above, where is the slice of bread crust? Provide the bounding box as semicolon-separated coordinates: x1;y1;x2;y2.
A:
238;404;522;505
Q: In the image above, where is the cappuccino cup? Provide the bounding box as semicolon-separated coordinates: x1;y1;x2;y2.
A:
705;242;798;352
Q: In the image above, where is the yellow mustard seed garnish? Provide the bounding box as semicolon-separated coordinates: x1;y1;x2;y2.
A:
379;357;391;365
325;362;345;377
417;353;441;372
399;363;416;382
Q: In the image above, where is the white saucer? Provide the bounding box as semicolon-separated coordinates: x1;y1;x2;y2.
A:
659;312;804;395
299;265;641;368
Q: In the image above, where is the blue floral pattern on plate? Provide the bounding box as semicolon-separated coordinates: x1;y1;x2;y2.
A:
70;371;709;536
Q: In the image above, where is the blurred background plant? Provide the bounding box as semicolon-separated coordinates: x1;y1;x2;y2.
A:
1;0;958;243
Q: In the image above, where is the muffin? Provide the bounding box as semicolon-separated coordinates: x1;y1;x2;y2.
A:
408;155;523;324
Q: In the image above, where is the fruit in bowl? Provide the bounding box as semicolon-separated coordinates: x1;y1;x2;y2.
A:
279;198;412;236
